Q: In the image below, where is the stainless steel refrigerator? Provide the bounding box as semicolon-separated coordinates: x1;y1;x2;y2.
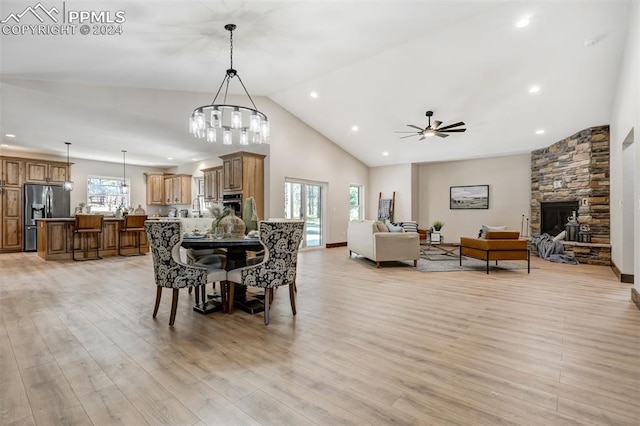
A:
24;184;71;251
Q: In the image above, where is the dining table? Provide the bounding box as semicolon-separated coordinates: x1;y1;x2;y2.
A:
181;235;265;315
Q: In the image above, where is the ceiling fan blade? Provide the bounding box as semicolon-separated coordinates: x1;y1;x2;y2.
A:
437;121;465;131
419;136;426;141
439;128;466;133
407;124;424;131
400;134;418;139
435;132;450;138
432;120;443;130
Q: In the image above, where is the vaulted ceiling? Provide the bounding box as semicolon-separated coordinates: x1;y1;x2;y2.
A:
0;0;632;167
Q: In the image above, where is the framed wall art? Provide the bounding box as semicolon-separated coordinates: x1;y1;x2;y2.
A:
450;185;489;209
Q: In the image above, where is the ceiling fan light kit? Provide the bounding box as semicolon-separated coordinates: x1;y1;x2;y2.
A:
395;110;466;140
189;24;269;145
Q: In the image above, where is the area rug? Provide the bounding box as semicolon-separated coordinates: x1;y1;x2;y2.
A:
351;255;530;273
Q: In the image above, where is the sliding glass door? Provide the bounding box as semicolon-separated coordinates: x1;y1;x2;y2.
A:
284;179;325;248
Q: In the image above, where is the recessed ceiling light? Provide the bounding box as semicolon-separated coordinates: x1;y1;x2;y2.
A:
5;134;15;138
382;151;389;156
536;129;545;135
516;15;530;28
167;157;173;160
351;125;359;132
529;85;540;93
310;91;318;98
192;158;198;161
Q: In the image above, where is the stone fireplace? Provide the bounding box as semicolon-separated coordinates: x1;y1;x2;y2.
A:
530;125;610;264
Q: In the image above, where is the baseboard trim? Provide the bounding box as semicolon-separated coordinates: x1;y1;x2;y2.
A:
326;242;347;248
632;288;640;311
611;261;634;284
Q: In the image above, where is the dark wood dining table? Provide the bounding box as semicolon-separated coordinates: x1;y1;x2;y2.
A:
181;236;265;315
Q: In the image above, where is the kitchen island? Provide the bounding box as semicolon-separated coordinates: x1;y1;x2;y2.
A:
36;217;149;260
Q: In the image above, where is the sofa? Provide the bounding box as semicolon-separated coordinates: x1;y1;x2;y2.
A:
459;230;530;274
347;220;420;268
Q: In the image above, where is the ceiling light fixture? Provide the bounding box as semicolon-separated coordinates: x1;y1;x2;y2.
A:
310;91;318;98
536;129;545;135
529;85;540;93
5;134;15;138
63;142;74;191
189;24;269;145
351;125;359;132
516;16;530;28
121;150;129;194
382;152;389;156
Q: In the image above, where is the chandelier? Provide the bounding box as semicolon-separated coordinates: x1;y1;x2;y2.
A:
63;142;74;191
189;24;269;145
121;150;128;194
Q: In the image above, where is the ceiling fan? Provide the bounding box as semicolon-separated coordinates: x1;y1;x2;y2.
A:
395;111;466;140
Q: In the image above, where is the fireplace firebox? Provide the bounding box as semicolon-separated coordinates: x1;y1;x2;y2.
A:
540;201;579;237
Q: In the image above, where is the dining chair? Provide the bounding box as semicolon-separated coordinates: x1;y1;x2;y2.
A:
226;220;304;325
145;221;227;326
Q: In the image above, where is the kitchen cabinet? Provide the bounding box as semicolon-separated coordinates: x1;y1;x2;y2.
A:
25;160;69;184
202;166;223;202
219;152;266;219
164;174;192;205
145;173;167;205
1;186;22;251
0;158;24;251
36;218;148;260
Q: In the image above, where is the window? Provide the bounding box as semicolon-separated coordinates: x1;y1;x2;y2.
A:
87;176;130;212
350;184;363;220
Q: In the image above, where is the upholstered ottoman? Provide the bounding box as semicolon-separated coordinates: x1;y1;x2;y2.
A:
459;231;530;274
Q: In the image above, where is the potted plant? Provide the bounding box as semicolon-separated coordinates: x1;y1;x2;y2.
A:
431;221;444;244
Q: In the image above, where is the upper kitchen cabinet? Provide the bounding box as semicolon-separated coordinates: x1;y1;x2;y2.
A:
202;166;223;202
219;151;265;218
169;174;192;205
1;158;24;187
144;173;167;205
25;160;69;184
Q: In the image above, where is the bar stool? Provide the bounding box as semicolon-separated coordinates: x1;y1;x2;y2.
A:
118;214;148;256
72;214;104;261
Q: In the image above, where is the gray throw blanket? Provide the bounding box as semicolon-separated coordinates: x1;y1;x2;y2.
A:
530;234;579;264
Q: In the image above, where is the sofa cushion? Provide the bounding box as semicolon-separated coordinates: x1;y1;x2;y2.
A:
485;231;520;240
375;221;389;232
387;222;404;232
480;224;507;238
400;221;418;233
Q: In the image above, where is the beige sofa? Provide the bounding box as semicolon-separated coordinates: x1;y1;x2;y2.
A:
347;220;420;268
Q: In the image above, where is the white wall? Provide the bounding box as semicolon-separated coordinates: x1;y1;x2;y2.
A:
266;99;368;244
368;164;413;221
609;0;639;280
418;154;532;242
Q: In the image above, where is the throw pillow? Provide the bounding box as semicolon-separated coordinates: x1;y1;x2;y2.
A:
375;221;389;232
480;224;507;238
400;221;419;233
387;222;404;232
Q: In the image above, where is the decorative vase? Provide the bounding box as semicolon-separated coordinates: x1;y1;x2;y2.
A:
243;197;258;232
218;210;246;238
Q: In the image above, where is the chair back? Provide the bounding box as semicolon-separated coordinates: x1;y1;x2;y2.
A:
74;214;104;232
145;221;207;289
241;220;304;288
122;214;147;231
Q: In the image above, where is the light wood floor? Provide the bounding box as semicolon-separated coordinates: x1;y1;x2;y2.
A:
0;249;638;426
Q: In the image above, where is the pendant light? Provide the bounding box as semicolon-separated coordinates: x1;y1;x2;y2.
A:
121;150;129;194
63;142;74;191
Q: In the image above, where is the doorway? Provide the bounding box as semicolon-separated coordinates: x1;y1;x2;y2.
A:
284;179;326;248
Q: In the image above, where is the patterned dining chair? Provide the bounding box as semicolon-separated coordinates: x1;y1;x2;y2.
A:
227;220;304;325
145;221;227;326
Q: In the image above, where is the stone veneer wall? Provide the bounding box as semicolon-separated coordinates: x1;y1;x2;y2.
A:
530;125;610;265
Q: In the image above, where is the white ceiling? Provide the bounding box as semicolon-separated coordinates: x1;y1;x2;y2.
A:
0;0;632;167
